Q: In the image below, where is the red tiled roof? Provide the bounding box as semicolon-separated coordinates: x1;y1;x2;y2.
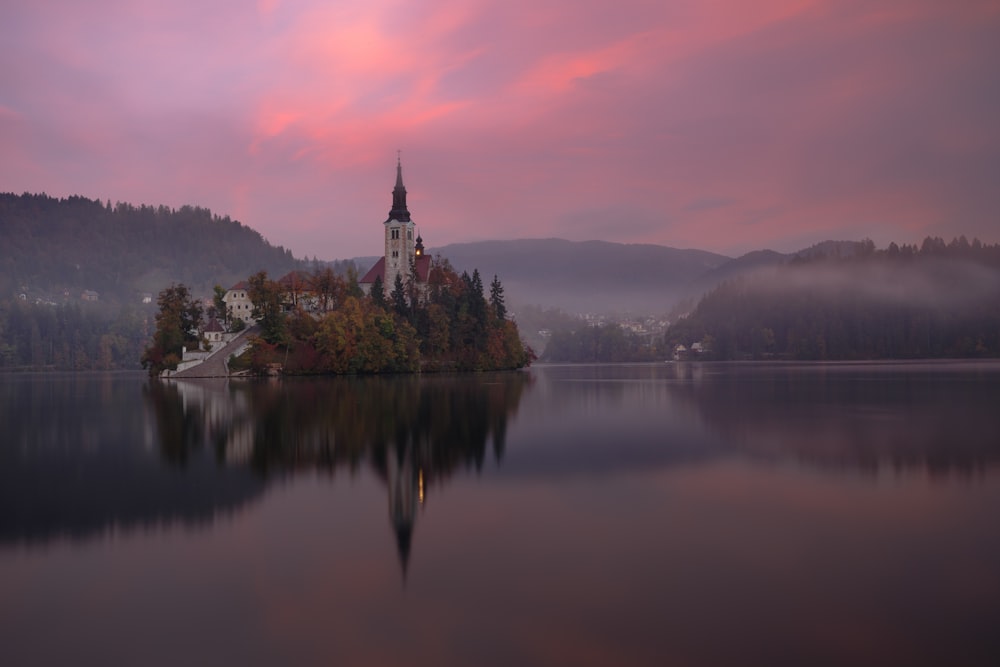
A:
359;257;386;284
358;255;432;284
228;280;248;291
277;270;313;288
414;255;431;282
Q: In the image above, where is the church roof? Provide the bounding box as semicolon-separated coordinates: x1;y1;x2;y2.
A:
359;255;432;285
359;257;386;284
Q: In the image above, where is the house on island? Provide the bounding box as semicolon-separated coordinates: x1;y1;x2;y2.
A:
223;281;253;323
204;317;225;344
359;158;432;294
276;270;318;311
223;270;321;324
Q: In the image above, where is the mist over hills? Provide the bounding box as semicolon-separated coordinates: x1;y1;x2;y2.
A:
423;239;729;315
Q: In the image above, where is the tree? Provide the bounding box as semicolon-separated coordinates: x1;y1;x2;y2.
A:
489;274;506;321
345;263;363;299
212;284;227;323
370;275;386;310
141;283;202;376
247;271;287;344
313;266;345;313
391;273;408;317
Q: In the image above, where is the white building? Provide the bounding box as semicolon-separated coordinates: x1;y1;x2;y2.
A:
223;281;254;323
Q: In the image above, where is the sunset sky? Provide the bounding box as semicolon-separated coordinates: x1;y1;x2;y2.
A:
2;0;998;260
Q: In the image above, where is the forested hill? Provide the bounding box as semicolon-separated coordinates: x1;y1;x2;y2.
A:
666;238;1000;360
0;192;301;303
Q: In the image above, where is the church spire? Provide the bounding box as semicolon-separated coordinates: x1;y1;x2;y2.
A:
387;154;411;223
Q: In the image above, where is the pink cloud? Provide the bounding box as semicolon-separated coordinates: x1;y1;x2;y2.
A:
2;0;998;260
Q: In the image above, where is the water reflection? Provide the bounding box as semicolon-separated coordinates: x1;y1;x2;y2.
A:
3;362;999;554
145;373;532;574
0;373;265;546
4;364;1000;667
674;362;1000;476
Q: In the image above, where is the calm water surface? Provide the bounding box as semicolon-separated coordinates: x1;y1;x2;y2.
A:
2;362;1000;666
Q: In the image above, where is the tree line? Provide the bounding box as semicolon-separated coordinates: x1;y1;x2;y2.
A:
542;323;661;362
665;237;1000;360
0;298;149;370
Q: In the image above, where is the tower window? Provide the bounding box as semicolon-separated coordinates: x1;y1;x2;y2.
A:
391;228;400;240
407;230;412;240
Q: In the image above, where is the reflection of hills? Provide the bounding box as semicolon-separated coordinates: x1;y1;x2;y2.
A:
496;363;1000;481
0;375;265;546
675;362;1000;475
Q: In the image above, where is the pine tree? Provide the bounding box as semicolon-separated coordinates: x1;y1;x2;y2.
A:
489;274;506;321
391;273;408;316
370;274;386;310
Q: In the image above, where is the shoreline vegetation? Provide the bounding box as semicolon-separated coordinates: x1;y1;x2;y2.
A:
141;260;535;377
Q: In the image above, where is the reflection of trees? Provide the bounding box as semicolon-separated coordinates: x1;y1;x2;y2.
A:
171;373;531;477
674;364;1000;476
1;375;264;546
149;372;532;576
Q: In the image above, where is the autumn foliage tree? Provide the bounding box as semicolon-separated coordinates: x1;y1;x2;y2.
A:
236;259;533;375
141;284;203;375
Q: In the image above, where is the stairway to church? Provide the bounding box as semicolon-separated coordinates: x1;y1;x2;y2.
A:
167;324;260;378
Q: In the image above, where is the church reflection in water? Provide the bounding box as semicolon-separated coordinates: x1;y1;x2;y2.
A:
145;373;532;574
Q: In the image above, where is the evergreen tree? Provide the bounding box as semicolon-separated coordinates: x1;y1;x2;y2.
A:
370;274;386;310
391;273;408;316
489;274;506;321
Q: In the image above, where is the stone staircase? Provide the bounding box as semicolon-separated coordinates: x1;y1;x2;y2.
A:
165;325;260;378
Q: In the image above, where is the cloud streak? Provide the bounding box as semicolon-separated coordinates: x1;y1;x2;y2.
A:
2;0;998;260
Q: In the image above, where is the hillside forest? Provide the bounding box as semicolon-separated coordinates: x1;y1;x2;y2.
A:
0;192;302;371
542;238;1000;362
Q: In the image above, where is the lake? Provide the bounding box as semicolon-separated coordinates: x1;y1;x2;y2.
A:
2;362;1000;666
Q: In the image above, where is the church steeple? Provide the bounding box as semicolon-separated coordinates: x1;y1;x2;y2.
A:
387;156;411;223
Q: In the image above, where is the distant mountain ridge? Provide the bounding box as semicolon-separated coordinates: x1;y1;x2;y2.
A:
390;238;881;315
421;238;730;314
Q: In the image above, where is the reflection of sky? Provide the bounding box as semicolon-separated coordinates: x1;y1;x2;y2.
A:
5;456;998;666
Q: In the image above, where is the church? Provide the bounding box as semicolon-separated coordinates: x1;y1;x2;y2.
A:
359;158;432;294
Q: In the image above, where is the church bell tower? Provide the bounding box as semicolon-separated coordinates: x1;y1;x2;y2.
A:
384;156;416;290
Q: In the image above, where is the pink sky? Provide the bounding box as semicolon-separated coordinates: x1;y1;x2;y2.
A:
2;0;998;260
